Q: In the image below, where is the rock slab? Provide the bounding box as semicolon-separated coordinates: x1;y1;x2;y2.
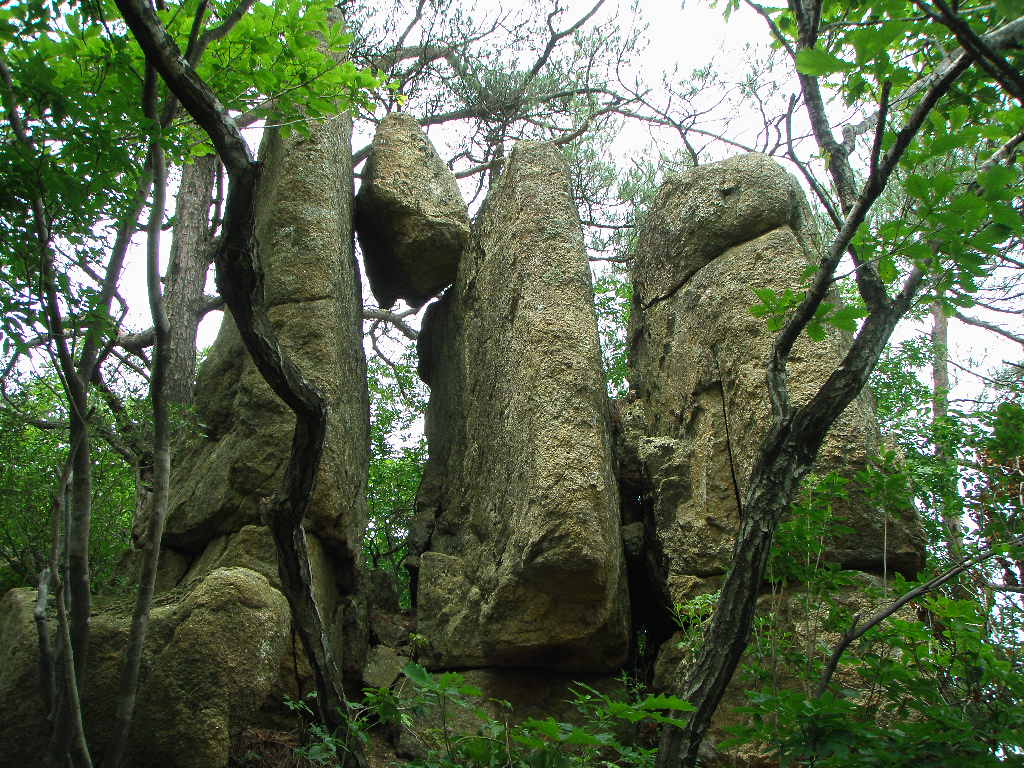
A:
355;112;470;309
410;141;630;672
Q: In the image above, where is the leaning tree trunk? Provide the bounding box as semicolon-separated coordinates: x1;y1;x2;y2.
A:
114;3;368;765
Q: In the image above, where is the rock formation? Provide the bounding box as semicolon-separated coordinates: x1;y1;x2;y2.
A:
624;153;924;612
166;112;369;569
409;141;630;672
622;153;926;759
0;120;931;767
1;568;296;768
355;112;470;309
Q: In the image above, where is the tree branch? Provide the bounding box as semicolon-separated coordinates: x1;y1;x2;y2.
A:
815;533;1024;697
362;308;419;340
953;311;1024;347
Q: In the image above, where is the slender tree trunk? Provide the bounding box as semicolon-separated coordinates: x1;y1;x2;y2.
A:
131;154;215;547
56;575;93;768
66;402;92;683
931;296;964;558
164;154;217;407
106;70;173;768
50;371;92;768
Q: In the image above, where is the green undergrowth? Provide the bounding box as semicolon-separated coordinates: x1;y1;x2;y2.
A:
276;663;692;768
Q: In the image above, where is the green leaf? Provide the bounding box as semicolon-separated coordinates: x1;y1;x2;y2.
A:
931;171;956;199
806;321;826;341
828;305;867;333
903;173;930;200
979;165;1015;198
638;694;695;712
402;662;431;686
879;252;897;283
990;202;1022;231
796;48;854;76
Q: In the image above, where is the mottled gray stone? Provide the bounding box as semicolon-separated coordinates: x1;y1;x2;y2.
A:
355;112;469;309
628;153;924;611
166;112;369;568
411;141;629;672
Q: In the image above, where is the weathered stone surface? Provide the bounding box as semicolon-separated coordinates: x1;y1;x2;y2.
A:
181;524;279;589
627;153;924;611
363;645;409;689
0;568;292;768
355;112;470;309
411;141;630;672
176;524;367;684
166;112;369;570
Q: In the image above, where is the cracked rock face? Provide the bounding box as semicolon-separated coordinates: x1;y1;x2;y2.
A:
627;153;925;611
409;141;630;672
355;112;470;309
166;112;369;571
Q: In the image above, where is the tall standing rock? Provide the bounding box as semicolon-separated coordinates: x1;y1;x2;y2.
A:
410;141;630;672
355;112;470;309
165;112;369;576
626;153;924;610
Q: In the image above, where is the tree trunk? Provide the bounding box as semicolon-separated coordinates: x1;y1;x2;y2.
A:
164;154;217;407
931;296;964;558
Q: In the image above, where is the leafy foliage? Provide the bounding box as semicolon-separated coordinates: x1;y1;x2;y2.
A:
0;377;134;594
720;380;1024;764
285;663;694;768
364;348;427;606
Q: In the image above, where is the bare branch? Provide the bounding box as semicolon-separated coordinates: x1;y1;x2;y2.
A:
362;308;419;340
118;294;224;354
953;311;1024;347
816;533;1024;697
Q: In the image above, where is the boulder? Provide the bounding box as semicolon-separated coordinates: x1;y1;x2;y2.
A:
165;111;369;572
627;154;924;610
0;568;292;768
363;645;409;689
410;141;630;672
355;112;470;309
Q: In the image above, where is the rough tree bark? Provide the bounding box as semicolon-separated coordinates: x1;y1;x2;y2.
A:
163;154;218;407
